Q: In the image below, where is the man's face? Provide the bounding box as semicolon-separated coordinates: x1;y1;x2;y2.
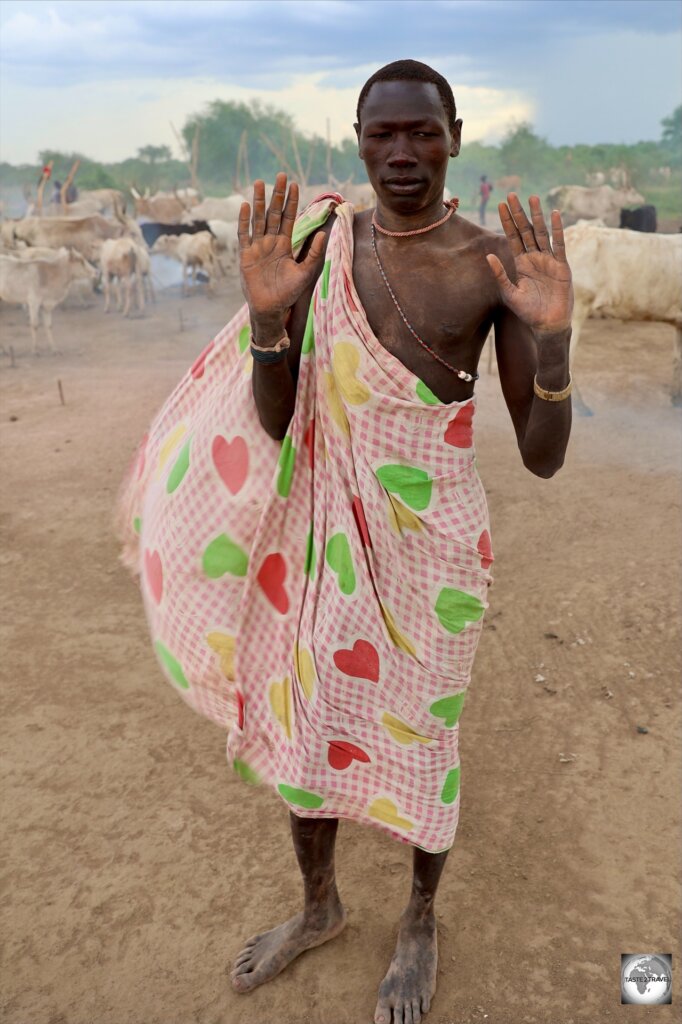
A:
355;80;461;208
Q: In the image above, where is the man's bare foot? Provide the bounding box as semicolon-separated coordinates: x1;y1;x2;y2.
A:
230;897;347;993
374;906;438;1024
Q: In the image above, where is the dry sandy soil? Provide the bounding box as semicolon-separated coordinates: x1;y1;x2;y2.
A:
1;269;680;1024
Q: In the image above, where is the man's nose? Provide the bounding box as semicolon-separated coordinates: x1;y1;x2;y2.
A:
387;138;418;166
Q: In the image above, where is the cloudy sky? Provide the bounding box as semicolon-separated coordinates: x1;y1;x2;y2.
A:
0;0;680;165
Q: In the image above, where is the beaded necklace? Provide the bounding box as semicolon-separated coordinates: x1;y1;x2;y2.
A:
370;198;478;383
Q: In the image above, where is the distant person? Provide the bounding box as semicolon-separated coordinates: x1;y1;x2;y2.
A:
51;180;78;204
479;174;493;225
118;59;573;1023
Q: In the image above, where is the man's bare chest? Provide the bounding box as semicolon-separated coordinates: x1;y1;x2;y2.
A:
351;231;499;402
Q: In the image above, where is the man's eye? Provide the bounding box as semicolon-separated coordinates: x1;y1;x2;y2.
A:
415;132;436;137
370;132;391;138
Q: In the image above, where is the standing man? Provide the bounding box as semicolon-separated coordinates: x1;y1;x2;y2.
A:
479;173;493;225
119;60;572;1024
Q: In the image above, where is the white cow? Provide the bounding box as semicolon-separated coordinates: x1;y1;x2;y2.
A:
187;195;245;222
99;238;153;316
564;222;682;404
5;213;144;260
131;188;200;225
547;184;645;227
151;231;220;293
0;249;97;353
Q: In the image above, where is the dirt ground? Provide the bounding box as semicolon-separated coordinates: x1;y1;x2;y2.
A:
1;272;680;1024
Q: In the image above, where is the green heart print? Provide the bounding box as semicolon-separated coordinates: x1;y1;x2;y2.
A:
376;464;433;512
277;783;325;809
430;692;466;728
416;379;441;406
238;325;251;353
434;587;484;634
155;640;190;690
233;759;260;785
325;532;356;595
441;766;461;804
202;533;249;578
166;437;191;494
277;435;296;498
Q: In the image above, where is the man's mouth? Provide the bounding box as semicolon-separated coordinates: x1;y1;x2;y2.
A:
384;177;423;192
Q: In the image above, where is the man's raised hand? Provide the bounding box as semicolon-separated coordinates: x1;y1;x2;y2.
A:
238;173;326;325
486;194;573;337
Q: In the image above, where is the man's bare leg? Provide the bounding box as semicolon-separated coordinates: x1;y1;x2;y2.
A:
230;813;346;993
374;846;449;1024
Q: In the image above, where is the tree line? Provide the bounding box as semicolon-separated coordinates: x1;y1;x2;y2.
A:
1;100;679;215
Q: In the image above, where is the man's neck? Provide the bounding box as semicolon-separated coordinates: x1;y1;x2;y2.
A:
373;195;449;234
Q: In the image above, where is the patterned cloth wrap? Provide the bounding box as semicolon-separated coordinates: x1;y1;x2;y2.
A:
117;195;494;853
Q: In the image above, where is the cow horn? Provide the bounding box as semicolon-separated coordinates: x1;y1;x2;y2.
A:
144;187;151;198
130;186;141;199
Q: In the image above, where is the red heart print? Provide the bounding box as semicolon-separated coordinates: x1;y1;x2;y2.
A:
327;740;371;770
144;549;163;604
444;402;474;448
304;420;315;468
212;435;248;495
190;340;215;379
352;495;372;548
333;640;380;682
257;552;289;614
477;528;493;569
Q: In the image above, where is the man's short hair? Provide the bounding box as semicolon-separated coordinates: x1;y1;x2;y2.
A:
356;59;457;131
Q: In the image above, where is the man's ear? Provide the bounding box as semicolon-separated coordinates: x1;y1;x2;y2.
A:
450;118;463;158
354;122;362;157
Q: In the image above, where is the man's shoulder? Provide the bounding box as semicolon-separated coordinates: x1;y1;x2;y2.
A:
451;216;507;255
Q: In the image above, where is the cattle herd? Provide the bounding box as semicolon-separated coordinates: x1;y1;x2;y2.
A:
0;179;680;404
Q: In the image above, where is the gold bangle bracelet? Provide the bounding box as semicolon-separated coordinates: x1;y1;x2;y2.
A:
533;372;572;402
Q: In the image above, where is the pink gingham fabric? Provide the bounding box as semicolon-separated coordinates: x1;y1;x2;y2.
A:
117;197;493;853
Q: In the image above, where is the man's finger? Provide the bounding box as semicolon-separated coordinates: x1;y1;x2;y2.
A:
280;181;300;239
300;230;326;276
265;172;287;235
529;195;551;253
498;203;525;257
237;202;251;250
486;252;517;303
551;210;567;262
251;179;266;238
507;193;539;252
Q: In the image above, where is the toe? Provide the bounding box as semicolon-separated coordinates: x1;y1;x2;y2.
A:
411;998;422;1023
233;951;254;966
231;970;255;993
231;961;253;977
421;994;431;1014
393;1007;404;1024
374;1003;392;1024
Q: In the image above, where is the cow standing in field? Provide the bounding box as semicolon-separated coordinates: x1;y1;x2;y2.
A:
619;206;657;232
150;231;220;294
0;249;97;353
3;213;144;261
99;238;153;316
131;188;199;225
547;184;645;227
564;222;682;404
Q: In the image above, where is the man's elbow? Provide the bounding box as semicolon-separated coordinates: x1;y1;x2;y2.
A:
522;453;565;479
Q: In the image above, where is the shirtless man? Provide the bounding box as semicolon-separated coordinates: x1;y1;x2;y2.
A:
231;60;573;1023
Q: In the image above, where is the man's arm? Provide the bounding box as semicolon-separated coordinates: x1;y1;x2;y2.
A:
486;194;573;478
493;302;571;478
251;217;334;440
